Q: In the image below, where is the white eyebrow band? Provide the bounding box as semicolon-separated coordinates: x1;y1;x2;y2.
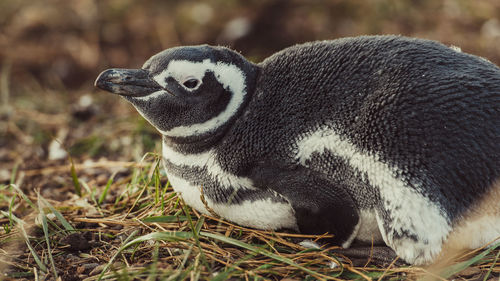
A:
135;90;166;101
151;59;247;138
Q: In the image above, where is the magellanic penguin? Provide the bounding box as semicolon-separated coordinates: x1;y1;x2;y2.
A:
95;35;500;265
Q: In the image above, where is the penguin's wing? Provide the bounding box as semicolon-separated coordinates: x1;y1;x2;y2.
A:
249;163;360;247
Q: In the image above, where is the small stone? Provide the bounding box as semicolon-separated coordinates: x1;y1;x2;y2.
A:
299;239;321;249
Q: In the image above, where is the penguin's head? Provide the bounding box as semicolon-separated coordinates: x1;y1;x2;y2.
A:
95;45;258;139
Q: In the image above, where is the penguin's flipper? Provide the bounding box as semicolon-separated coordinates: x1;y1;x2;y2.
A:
250;164;360;246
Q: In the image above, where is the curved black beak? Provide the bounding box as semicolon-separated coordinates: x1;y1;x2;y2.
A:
94;68;163;97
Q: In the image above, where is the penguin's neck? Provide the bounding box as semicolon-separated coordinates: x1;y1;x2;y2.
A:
161;126;226;155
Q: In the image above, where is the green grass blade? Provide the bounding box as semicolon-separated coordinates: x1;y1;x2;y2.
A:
69;156;82;196
181;204;210;273
24;230;48;273
200;231;326;279
97;229;141;281
161;181;172;212
177;244;194;271
97;231;193;281
1;210;47;273
10;184;36;209
8;194;16;233
154;160;161;205
37;197;58;279
211;254;256;281
483;247;500;281
146;242;160;281
80;180;102;212
36;193;75;232
194;216;204;236
9;163;18;185
141;215;188;223
434;241;500;279
99;172;115;205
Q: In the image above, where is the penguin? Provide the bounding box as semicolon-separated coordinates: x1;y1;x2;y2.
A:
95;35;500;265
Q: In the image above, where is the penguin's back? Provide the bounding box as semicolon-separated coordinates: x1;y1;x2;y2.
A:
240;35;500;220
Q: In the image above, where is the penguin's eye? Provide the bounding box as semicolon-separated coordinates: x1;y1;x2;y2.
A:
182;78;200;89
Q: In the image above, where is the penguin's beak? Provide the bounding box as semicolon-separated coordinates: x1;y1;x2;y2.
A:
94;68;163;97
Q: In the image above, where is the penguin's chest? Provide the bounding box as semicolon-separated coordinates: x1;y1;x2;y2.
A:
162;145;298;231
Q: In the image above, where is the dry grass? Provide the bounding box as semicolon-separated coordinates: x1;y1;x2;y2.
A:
1;151;499;280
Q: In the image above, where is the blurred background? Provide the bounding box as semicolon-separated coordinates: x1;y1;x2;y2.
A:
2;0;500;91
1;0;500;190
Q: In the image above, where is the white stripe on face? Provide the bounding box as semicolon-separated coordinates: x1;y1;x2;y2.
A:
151;59;247;138
134;90;165;101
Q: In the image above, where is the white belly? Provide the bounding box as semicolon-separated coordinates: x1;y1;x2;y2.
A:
165;170;298;231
